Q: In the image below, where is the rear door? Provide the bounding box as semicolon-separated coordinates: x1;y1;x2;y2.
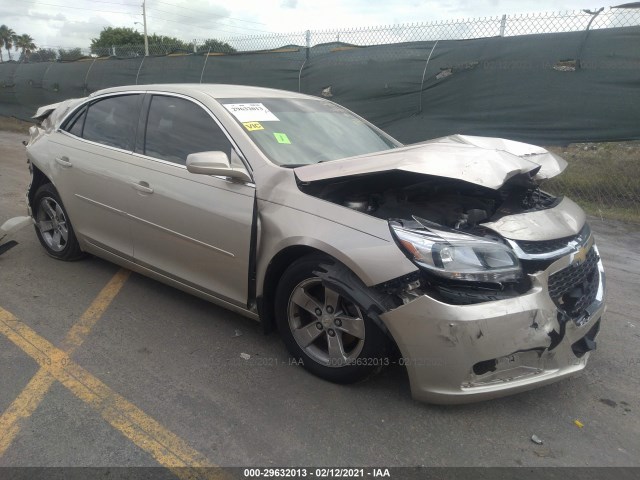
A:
127;93;255;307
47;93;142;258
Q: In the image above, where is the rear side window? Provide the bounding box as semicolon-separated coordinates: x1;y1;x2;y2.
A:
82;95;141;151
144;95;233;165
63;106;87;137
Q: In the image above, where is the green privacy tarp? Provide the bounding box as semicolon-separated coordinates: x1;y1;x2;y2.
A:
1;26;638;145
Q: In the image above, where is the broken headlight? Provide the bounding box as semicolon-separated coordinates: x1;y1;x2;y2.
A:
391;224;522;283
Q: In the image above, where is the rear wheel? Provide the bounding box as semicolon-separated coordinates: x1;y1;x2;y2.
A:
33;183;84;261
275;255;388;384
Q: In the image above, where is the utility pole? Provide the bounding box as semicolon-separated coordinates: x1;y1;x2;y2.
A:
142;0;149;56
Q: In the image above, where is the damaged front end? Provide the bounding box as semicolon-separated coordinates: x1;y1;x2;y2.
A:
295;135;605;403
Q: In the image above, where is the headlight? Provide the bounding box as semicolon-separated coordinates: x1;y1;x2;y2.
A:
391;224;522;283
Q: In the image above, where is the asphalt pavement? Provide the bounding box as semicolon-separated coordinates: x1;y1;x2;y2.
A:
0;130;639;470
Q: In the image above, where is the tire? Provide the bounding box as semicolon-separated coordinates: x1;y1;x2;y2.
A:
32;183;85;261
275;254;389;384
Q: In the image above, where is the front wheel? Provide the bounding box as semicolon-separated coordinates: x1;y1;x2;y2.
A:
275;255;389;384
33;183;84;261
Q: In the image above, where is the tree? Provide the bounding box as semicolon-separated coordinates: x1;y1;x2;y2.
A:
89;27;237;56
91;27;144;51
0;25;16;61
146;34;189;55
147;34;188;47
32;48;57;62
197;38;236;54
58;48;83;61
14;33;36;62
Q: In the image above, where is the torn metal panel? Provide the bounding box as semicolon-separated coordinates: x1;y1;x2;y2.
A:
379;243;605;403
32;102;62;121
32;98;86;132
421;135;567;181
294;135;567;190
482;197;585;241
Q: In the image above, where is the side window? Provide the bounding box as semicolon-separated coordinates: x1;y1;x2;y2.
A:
144;95;233;165
63;105;87;137
82;95;141;151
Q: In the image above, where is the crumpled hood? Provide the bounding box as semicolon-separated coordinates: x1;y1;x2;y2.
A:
295;134;567;190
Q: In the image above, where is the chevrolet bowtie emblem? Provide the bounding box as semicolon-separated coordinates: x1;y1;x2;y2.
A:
573;244;589;264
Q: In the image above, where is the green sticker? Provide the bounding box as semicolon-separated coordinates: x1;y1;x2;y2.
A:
273;132;291;144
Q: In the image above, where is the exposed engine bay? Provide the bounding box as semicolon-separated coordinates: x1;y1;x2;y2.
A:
299;170;558;236
298;170;579;306
293;134;571;242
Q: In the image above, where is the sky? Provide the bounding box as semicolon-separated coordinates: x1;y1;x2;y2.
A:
0;1;613;49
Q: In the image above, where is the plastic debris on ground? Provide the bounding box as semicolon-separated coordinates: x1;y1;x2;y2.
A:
530;434;543;445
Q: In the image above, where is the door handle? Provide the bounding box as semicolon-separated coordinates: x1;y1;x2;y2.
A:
55;156;72;167
132;181;154;194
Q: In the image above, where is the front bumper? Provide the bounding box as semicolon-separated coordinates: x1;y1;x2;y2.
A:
381;245;605;404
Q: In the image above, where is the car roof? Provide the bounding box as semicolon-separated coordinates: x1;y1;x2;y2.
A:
92;83;312;100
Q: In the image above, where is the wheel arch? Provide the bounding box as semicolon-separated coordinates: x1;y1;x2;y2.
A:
257;244;326;334
28;164;52;211
257;243;403;354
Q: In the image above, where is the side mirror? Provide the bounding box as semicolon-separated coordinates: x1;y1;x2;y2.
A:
186;151;252;183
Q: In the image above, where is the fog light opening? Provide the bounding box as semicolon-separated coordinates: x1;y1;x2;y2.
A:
571;319;601;358
473;358;497;376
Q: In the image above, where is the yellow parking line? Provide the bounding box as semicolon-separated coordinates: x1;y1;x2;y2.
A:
0;369;54;456
0;306;223;480
60;269;131;353
0;269;130;457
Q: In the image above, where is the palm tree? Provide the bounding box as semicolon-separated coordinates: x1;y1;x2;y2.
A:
14;33;36;62
0;26;6;62
0;25;16;61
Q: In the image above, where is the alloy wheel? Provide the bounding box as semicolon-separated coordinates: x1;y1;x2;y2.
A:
36;196;69;252
287;278;366;367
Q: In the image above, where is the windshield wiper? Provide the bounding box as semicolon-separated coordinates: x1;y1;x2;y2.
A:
280;163;311;168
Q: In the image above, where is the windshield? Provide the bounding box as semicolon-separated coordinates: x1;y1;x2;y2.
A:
218;97;400;166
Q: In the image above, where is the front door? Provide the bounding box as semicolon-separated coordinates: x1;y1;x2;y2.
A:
127;94;255;307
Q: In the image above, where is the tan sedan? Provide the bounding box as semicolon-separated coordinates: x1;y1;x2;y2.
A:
25;84;605;403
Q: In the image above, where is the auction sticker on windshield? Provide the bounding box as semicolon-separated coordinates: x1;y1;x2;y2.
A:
242;122;264;131
224;103;279;122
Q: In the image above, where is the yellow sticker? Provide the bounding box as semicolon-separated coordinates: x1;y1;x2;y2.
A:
243;122;264;131
274;132;291;144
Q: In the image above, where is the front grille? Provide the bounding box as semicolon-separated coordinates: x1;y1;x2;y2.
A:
517;224;590;256
519;237;573;255
548;247;600;318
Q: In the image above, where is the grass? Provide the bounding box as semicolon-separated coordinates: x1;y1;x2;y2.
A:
545;142;640;224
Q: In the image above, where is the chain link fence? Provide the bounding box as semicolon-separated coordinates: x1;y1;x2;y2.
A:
22;7;640;61
5;6;640;222
544;143;640;223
